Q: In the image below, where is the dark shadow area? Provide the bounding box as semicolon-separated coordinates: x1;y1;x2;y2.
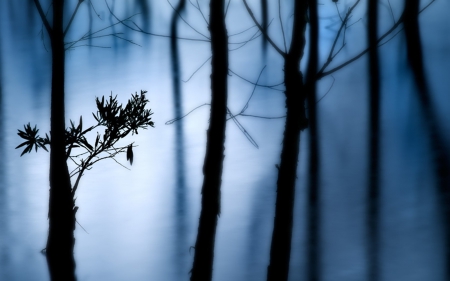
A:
366;1;381;281
170;0;189;278
403;1;450;280
305;1;320;280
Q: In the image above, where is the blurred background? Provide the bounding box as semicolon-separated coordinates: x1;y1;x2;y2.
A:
0;0;449;280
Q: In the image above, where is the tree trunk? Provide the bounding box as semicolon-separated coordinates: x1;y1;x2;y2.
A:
266;1;308;281
170;0;188;278
46;0;77;280
260;0;268;54
367;1;380;281
170;0;187;203
190;0;228;280
403;1;450;280
305;0;320;280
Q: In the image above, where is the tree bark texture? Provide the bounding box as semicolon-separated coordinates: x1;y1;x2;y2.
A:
46;0;77;280
367;1;380;281
190;0;228;280
266;1;308;281
403;1;450;280
305;1;320;280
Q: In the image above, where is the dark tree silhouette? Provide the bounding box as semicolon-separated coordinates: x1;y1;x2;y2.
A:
190;0;228;280
240;0;438;280
367;1;380;281
305;1;320;280
244;0;311;280
403;0;450;279
31;0;78;279
28;1;151;279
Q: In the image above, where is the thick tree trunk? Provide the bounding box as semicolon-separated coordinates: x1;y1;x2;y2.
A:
190;1;228;280
266;1;308;281
403;1;450;280
46;0;76;280
367;1;380;281
305;0;319;280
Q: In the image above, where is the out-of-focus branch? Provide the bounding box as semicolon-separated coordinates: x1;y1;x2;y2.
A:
64;0;84;37
317;0;435;80
32;0;53;38
242;0;286;57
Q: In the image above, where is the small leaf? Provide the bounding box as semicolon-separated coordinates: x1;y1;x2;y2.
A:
127;144;133;165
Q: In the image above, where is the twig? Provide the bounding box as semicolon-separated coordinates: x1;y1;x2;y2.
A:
386;0;395;23
242;0;286;57
183;56;212;83
167;0;210;40
225;0;231;18
317;0;435;79
229;69;284;91
318;0;361;76
227;108;259;148
64;0;84;37
278;0;287;52
32;0;52;38
165;103;210;125
105;0;209;42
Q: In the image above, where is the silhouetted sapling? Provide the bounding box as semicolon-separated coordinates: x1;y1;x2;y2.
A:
16;90;154;195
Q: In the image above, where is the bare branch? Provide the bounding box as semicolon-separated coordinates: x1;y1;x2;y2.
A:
386;0;396;23
105;0;210;42
32;0;52;38
242;0;286;57
225;0;232;18
317;0;435;80
165;103;210;125
317;0;361;76
229;69;284;91
278;0;287;52
64;0;84;37
238;66;266;114
183;56;212;83
227;108;259;148
167;0;210;40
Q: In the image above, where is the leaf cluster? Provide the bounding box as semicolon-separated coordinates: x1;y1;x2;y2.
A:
16;90;154;176
16;124;50;156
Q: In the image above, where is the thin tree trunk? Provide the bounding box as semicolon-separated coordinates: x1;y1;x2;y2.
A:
267;1;308;281
170;0;187;202
403;1;450;280
260;0;268;54
367;1;380;281
170;0;188;278
190;0;228;280
46;0;76;280
305;0;320;280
